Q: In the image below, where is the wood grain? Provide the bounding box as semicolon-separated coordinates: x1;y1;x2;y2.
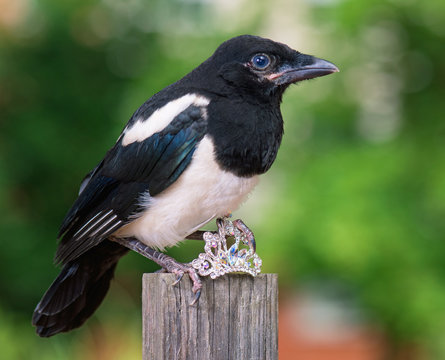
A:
142;273;278;360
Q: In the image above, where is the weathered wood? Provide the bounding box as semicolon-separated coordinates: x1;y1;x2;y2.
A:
142;273;278;360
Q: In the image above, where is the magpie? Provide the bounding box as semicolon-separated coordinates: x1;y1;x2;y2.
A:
32;35;338;337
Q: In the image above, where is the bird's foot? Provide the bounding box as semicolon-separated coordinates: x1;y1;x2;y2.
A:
162;261;202;305
187;216;256;252
110;236;202;304
227;218;256;252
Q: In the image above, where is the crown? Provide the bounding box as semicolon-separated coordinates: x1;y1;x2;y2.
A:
191;217;262;279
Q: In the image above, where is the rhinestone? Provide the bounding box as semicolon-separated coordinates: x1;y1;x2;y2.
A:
229;244;237;255
238;249;247;258
189;217;263;279
236;258;245;266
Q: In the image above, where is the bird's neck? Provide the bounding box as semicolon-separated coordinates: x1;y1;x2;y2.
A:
207;99;284;177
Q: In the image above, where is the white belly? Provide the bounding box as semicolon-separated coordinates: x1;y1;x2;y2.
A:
114;136;259;250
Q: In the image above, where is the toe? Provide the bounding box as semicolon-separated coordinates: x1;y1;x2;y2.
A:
190;289;201;306
172;273;184;286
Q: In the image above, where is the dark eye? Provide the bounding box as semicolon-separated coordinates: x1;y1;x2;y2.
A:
251;54;271;70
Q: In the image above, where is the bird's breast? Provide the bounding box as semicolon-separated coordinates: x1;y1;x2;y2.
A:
114;136;259;250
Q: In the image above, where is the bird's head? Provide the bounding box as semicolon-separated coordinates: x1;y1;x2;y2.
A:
200;35;339;101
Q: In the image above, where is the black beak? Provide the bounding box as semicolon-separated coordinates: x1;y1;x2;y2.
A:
268;54;339;85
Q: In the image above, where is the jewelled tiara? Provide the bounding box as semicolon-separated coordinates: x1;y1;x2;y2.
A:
192;217;262;279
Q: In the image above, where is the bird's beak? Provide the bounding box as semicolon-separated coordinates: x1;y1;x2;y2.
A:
267;54;339;85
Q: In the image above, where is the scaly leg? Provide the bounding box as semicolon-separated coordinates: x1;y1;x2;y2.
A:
110;218;256;304
185;230;207;240
109;236;202;305
232;219;256;252
186;217;256;252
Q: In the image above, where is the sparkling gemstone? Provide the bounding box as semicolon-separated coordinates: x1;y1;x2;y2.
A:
238;249;247;258
192;217;263;279
218;252;227;264
228;244;239;265
229;244;237;255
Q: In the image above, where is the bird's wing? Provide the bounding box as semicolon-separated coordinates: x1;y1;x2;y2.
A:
55;102;208;265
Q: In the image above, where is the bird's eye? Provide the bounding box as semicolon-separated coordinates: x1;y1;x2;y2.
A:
251;54;271;70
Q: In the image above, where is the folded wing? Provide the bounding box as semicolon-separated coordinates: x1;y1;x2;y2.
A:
55;103;208;265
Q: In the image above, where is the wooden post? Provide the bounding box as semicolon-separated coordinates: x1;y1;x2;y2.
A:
142;273;278;360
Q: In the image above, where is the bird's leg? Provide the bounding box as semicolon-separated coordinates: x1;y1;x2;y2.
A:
109;236;202;305
185;230;206;240
232;219;256;252
185;217;256;252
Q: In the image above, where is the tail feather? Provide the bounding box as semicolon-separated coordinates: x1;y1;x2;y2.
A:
32;240;128;337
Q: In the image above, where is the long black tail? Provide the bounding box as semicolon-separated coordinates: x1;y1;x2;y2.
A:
32;240;129;337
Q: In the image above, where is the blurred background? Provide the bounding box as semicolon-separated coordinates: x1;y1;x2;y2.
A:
1;0;444;359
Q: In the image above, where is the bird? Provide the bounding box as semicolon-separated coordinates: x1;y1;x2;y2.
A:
32;34;338;337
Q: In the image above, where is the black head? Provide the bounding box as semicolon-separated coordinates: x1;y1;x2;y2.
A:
193;35;338;102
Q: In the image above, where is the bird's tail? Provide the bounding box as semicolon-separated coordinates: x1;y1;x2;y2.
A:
32;240;128;337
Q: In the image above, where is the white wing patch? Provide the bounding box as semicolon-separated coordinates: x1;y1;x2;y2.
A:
122;93;210;146
73;209;122;241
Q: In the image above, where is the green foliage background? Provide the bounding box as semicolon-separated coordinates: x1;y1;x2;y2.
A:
0;0;444;358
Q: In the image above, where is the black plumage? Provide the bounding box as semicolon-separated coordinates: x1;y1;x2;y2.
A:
33;241;128;337
33;35;338;337
55;104;207;264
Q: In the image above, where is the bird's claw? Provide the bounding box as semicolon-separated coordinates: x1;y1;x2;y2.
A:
108;237;203;304
186;216;256;254
190;289;201;306
232;218;256;252
172;272;184;286
215;216;256;253
167;263;202;305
